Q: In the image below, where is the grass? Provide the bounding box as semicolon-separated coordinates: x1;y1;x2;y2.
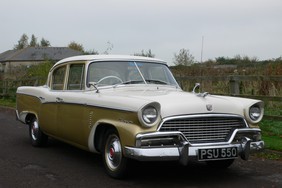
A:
262;135;282;151
0;97;16;108
260;119;282;137
259;119;282;152
254;150;282;161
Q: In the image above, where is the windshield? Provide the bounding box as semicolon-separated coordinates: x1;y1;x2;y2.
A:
87;61;179;87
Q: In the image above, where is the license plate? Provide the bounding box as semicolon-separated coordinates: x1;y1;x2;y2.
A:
198;147;238;161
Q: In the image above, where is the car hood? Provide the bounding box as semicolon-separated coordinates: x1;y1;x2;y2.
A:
96;85;259;118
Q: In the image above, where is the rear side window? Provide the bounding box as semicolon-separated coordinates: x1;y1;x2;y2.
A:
52;66;66;90
67;64;85;90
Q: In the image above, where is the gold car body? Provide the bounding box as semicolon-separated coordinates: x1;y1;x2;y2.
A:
16;55;264;165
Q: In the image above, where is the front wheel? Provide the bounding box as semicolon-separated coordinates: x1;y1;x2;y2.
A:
29;117;48;147
102;129;129;179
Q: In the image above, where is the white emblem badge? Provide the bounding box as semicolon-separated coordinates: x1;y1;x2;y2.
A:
206;104;213;111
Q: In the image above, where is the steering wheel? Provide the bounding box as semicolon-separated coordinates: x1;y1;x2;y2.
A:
97;76;123;85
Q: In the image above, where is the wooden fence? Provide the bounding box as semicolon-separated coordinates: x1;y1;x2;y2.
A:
0;77;45;98
175;75;282;121
1;75;281;121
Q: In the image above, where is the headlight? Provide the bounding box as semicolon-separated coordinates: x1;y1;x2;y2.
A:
249;105;261;121
245;102;264;124
142;107;158;124
138;102;161;128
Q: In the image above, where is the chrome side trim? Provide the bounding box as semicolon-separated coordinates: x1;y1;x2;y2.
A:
15;110;20;120
17;93;136;112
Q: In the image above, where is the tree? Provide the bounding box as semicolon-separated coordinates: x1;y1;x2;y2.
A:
40;38;51;47
173;48;195;66
26;60;54;80
134;49;155;58
215;56;228;64
68;41;84;52
29;34;38;47
215;55;259;65
14;34;52;49
14;34;29;50
103;41;113;54
84;49;99;55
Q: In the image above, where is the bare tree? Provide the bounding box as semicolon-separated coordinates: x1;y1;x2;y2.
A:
103;41;114;54
173;48;196;66
134;49;155;58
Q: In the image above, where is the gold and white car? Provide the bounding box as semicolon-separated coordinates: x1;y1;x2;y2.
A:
16;55;264;178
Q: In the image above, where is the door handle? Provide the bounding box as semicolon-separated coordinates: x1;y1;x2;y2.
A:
56;97;64;103
39;96;45;101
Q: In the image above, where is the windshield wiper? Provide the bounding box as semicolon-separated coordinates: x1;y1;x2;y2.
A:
114;79;169;88
145;79;169;85
113;80;145;87
122;80;145;85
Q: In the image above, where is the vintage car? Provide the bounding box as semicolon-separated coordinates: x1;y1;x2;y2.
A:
16;55;264;178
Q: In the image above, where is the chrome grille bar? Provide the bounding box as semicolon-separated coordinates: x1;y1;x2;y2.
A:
159;114;247;144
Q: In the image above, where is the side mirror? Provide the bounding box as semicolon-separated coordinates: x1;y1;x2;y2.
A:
88;82;99;93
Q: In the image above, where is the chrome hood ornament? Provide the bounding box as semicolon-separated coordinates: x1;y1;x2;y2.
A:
192;83;201;93
192;83;209;98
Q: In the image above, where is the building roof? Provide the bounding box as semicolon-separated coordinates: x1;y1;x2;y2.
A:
0;47;83;62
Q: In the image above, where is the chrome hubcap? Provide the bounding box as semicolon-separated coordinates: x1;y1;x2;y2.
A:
31;120;39;141
106;135;122;170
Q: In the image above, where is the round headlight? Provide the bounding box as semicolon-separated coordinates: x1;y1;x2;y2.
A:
249;105;261;121
142;106;158;124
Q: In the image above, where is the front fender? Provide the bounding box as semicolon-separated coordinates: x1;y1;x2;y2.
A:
87;119;154;153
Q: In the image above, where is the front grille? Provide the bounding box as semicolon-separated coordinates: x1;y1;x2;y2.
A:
159;115;247;144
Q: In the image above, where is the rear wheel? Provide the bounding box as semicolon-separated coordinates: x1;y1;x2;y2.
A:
102;129;129;179
206;159;235;169
29;117;48;147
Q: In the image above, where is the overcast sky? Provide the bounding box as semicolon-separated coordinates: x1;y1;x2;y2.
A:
1;0;281;64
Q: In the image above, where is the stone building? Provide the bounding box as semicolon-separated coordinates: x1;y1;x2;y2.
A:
0;47;83;74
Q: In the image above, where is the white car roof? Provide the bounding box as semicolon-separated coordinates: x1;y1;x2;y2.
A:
54;55;167;66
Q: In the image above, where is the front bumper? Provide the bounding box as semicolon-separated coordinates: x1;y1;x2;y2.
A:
124;129;264;164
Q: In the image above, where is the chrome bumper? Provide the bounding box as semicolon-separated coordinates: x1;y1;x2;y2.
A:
124;130;264;164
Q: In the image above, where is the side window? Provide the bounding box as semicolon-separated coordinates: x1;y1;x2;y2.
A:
52;66;66;90
67;64;85;90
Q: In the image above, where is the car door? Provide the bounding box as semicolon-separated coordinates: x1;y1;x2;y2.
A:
39;64;67;136
55;63;89;147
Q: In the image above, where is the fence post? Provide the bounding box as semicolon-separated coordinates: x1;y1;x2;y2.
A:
3;80;7;96
229;76;240;95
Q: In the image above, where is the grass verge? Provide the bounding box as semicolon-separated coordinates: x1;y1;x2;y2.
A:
260;119;282;151
0;97;16;108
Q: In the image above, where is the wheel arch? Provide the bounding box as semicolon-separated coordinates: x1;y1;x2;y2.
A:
88;122;118;153
17;111;38;125
25;113;37;124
